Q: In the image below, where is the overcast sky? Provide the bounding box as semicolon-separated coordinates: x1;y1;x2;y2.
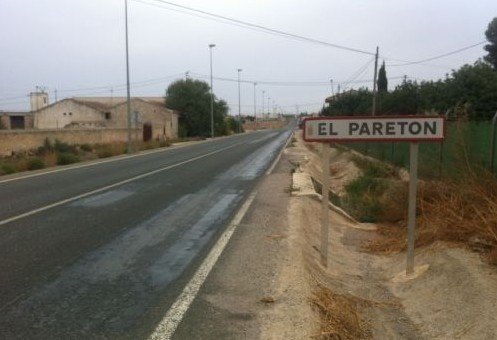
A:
0;0;495;114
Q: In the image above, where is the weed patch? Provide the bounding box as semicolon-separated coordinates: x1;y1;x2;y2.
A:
310;285;371;340
364;172;497;264
57;153;80;165
27;158;45;170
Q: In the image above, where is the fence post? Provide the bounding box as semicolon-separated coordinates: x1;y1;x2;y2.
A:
491;111;497;173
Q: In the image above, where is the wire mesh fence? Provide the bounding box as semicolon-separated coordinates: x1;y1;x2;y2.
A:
340;120;497;179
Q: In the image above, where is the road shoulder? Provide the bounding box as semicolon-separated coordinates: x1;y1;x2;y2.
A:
172;145;315;339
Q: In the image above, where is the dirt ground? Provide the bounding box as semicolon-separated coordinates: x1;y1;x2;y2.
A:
284;131;497;339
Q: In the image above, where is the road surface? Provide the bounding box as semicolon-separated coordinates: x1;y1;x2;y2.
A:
0;126;293;339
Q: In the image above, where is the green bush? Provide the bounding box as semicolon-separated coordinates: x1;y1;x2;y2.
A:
1;164;16;175
351;155;394;178
27;158;45;170
57;153;80;165
343;176;386;222
54;139;78;154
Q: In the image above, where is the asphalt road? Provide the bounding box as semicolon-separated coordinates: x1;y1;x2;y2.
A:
0;125;293;339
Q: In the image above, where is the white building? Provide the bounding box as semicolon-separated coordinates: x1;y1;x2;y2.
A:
33;94;179;140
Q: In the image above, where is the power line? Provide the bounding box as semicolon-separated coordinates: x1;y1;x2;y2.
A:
386;41;486;67
132;0;375;56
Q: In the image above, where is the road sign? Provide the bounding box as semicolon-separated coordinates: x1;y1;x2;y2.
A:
303;116;445;142
305;115;446;277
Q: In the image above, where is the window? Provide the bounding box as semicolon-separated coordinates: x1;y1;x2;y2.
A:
69;112;72;116
43;97;47;104
105;112;111;120
63;112;66;116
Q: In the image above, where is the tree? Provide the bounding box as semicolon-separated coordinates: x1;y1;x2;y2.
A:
165;79;230;137
484;17;497;69
377;61;388;92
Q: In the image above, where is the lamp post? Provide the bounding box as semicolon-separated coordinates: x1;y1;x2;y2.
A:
262;90;265;122
253;82;257;129
267;97;271;119
125;0;132;153
237;68;242;133
209;44;216;138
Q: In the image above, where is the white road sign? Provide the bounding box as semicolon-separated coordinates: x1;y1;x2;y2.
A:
303;116;445;142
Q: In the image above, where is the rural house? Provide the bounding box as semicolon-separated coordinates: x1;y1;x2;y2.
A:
33;93;179;140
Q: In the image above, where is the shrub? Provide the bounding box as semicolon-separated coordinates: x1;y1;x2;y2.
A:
351;155;394;178
37;137;54;155
343;176;386;222
57;153;80;165
1;163;16;175
27;158;45;170
54;139;78;154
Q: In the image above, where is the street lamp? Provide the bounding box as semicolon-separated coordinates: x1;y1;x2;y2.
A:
253;82;257;129
125;0;132;153
267;97;271;119
237;68;242;133
209;44;216;138
262;90;265;121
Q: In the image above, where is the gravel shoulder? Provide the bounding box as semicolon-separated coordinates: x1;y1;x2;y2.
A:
172;144;316;339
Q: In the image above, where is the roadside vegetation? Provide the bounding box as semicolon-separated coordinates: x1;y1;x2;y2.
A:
165;79;244;138
0;137;176;176
322;18;497;120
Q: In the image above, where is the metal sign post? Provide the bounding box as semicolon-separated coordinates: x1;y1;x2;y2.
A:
406;142;419;275
303;116;445;276
321;143;330;267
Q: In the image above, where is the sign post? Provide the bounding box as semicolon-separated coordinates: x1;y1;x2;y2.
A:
406;142;418;275
321;143;330;266
304;116;445;275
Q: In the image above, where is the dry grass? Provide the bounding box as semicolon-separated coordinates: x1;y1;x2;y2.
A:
310;285;371;340
364;172;497;263
94;142;127;158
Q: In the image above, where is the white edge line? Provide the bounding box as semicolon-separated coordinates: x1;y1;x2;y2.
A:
265;130;294;175
148;191;257;340
0;143;240;227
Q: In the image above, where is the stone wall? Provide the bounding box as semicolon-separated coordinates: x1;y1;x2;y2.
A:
0;128;140;156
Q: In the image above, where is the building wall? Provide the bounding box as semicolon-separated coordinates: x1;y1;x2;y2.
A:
1;114;10;130
0;128;139;156
0;113;34;130
109;100;179;139
34;100;104;129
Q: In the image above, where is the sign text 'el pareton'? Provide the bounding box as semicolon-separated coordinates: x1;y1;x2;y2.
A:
303;116;445;142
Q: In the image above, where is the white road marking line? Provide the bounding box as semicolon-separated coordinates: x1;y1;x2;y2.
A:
265;130;294;175
148;191;258;340
0;132;249;185
0;143;240;227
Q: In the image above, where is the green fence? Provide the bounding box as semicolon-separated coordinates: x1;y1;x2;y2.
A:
340;121;497;179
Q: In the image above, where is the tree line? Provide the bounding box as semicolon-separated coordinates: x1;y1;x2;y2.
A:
322;17;497;121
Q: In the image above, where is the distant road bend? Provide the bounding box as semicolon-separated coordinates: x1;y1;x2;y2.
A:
0;126;293;339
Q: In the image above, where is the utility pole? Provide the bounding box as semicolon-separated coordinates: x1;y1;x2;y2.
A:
237;68;242;133
253;82;257;129
267;97;271;119
262;90;265;122
337;83;341;94
372;46;379;116
54;89;58;103
125;0;132;153
209;44;216;138
330;79;334;96
185;71;190;80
